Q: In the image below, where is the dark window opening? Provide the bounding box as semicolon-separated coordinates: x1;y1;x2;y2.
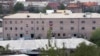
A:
71;27;74;30
92;27;96;30
73;34;77;37
21;27;23;30
37;27;39;30
42;27;44;30
20;34;23;38
10;21;12;24
81;27;85;30
63;33;66;36
71;21;74;23
58;33;60;36
15;27;17;30
81;21;85;23
60;21;63;24
49;21;53;23
5;27;7;30
42;21;44;24
93;21;96;24
31;34;34;38
10;27;12;30
15;34;17;36
60;27;63;30
31;27;34;30
31;21;33;24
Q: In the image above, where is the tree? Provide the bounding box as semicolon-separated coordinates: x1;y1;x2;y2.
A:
45;5;52;10
40;40;67;56
14;2;24;12
90;28;100;46
40;30;67;56
71;42;99;56
59;3;65;10
28;7;35;13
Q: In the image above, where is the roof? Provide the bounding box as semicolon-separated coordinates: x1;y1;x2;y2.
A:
5;54;28;56
67;3;80;8
82;2;98;7
0;38;93;50
15;1;48;7
48;2;60;9
3;13;100;19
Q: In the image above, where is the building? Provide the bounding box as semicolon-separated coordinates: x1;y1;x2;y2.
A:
0;0;15;13
3;12;100;40
67;3;83;13
16;1;48;11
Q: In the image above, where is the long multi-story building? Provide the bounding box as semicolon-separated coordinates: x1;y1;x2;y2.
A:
3;12;100;40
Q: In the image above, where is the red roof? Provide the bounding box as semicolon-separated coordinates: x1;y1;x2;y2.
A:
48;2;60;9
82;2;98;7
67;3;80;8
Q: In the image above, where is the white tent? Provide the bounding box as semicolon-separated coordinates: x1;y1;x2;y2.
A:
0;38;93;50
4;54;28;56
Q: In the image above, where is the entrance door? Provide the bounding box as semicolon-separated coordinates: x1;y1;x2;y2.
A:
31;34;34;38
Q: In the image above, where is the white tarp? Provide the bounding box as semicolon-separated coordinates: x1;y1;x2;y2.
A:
0;38;93;50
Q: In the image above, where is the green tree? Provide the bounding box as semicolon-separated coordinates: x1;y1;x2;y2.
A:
71;42;99;56
40;29;67;56
59;4;65;10
14;2;24;12
40;41;67;56
46;5;52;10
90;28;100;46
47;29;52;39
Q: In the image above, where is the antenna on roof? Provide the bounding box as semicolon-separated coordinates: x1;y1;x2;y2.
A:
27;15;30;18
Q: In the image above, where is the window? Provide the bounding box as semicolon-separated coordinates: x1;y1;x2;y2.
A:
15;27;17;30
31;27;34;30
71;27;74;30
20;27;23;30
5;27;7;30
93;21;96;24
58;33;60;36
37;21;39;24
37;27;39;30
70;21;74;23
15;21;17;24
10;21;12;24
42;21;44;24
10;27;12;30
60;21;63;24
81;27;85;30
31;21;33;24
26;24;28;27
15;34;17;36
60;27;63;30
5;21;7;24
42;27;44;30
7;34;10;37
20;21;23;23
92;27;96;30
81;21;85;23
63;33;66;36
31;34;34;38
20;34;23;38
49;21;53;23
